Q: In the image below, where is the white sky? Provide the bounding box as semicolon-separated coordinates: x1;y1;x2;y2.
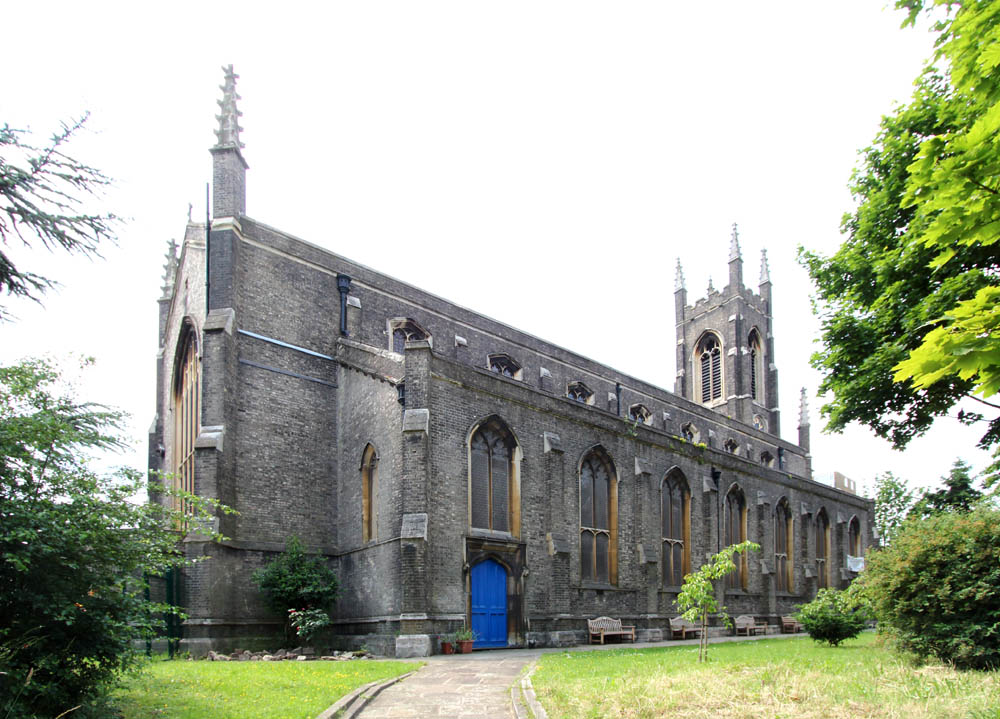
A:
2;1;992;495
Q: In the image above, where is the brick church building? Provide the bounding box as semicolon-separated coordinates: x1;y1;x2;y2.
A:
150;67;872;657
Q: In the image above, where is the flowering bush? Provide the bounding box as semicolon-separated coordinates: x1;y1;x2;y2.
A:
288;608;332;643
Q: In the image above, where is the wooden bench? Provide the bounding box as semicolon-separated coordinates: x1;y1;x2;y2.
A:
781;616;804;633
669;617;701;640
587;616;636;644
734;615;768;636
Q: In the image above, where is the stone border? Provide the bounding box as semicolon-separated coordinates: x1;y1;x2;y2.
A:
511;661;548;719
315;671;413;719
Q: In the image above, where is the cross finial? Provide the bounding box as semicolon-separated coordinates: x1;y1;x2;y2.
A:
214;64;244;149
729;222;741;262
760;248;771;284
675;258;685;291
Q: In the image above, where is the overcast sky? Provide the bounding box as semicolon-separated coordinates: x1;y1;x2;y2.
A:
3;1;990;494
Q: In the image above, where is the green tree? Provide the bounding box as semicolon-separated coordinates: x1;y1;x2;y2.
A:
911;458;983;517
858;504;1000;669
0;358;226;718
872;471;915;546
801;0;1000;481
676;540;759;662
0;114;119;320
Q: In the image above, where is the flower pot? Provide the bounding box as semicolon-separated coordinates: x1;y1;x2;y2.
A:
458;640;474;654
441;641;454;655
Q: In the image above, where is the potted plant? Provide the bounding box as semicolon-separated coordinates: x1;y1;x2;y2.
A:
454;626;476;653
440;634;455;655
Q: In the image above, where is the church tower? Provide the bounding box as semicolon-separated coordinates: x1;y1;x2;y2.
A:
674;225;780;435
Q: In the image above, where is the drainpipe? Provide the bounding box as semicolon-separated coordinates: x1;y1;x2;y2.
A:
337;274;352;336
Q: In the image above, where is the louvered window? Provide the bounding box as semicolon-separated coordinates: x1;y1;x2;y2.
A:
697;334;722;403
580;451;615;584
749;330;763;403
661;475;689;587
470;422;514;532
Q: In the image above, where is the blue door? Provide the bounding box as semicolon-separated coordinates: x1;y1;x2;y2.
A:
470;559;507;648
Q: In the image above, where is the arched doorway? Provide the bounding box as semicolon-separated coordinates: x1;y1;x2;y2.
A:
470;558;507;648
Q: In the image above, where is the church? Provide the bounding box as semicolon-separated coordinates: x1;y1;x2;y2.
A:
150;67;873;657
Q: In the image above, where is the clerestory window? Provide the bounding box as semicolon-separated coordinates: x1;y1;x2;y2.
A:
390;319;429;353
567;381;594;405
487;353;522;380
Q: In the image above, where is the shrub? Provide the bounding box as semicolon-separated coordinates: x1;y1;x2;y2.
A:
796;589;866;646
859;505;1000;670
288;608;333;642
252;536;339;637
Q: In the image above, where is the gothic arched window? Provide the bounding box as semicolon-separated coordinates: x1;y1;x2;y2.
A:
849;516;861;557
580;448;617;584
816;509;831;589
775;498;793;593
361;444;378;543
391;318;429;353
470;419;517;533
724;486;748;590
628;403;651;425
661;471;690;587
748;329;764;403
488;353;522;379
173;328;199;518
567;381;594;405
696;333;723;404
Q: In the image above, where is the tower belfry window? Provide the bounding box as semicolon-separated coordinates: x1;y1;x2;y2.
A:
696;334;723;404
749;329;764;403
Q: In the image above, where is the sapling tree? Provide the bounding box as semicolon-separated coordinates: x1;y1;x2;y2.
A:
676;540;760;662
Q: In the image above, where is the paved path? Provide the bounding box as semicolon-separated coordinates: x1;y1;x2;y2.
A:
357;632;806;719
358;651;529;718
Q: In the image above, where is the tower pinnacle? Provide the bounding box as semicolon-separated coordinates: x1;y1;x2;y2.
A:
798;387;810;427
214;65;244;149
760;248;771;285
161;238;178;298
675;259;685;291
729;223;741;261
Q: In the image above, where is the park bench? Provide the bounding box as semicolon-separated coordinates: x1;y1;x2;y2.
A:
669;617;701;640
781;616;804;633
587;616;636;644
734;615;768;636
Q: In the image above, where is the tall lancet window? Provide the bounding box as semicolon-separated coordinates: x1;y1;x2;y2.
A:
470;419;517;533
661;471;690;587
775;498;793;592
580;448;617;584
816;509;831;589
724;486;748;590
173;329;199;519
361;444;378;542
696;333;723;404
748;329;764;403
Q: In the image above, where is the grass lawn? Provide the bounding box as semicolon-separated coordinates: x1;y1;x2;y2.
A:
113;657;416;719
531;633;999;719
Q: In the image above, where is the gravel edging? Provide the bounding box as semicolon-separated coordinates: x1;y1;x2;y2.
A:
315;671;413;719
